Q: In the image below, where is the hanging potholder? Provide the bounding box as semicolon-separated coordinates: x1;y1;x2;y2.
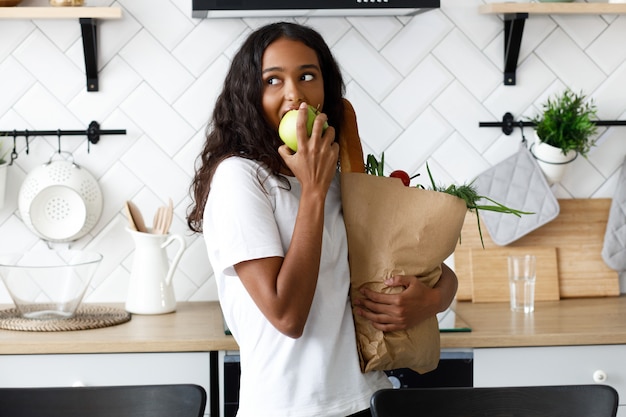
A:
602;156;626;271
473;142;560;246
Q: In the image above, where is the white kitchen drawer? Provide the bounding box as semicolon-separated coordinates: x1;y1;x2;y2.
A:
474;345;626;408
0;352;211;415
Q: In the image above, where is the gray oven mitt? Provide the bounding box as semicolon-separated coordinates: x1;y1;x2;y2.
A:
473;142;560;246
602;156;626;271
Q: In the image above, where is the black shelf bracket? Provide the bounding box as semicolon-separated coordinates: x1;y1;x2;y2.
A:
479;112;626;135
503;13;528;85
79;18;99;92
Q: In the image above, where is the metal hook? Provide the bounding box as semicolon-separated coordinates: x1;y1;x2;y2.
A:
24;130;30;155
9;131;18;166
519;120;527;146
57;129;62;154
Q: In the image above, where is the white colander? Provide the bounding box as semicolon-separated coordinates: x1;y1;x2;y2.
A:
18;154;103;243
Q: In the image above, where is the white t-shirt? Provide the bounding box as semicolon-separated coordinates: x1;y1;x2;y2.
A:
204;157;391;417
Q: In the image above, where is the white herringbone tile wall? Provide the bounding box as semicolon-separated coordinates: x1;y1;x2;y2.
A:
1;0;625;304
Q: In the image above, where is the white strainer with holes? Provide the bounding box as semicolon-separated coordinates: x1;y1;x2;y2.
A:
18;153;103;243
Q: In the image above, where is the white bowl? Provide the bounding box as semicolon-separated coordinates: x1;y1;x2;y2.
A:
0;250;103;320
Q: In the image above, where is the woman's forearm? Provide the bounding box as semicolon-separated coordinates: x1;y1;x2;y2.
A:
433;263;458;313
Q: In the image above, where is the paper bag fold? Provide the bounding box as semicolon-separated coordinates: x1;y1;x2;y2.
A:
341;172;467;373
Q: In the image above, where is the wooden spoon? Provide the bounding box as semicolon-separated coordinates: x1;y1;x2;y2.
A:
124;201;137;231
126;200;148;233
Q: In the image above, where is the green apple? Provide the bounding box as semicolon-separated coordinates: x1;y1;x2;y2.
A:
278;105;328;152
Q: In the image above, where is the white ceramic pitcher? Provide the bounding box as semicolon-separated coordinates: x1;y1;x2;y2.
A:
125;228;186;314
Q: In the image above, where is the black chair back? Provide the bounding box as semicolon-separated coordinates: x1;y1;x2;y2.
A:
0;384;206;417
371;385;618;417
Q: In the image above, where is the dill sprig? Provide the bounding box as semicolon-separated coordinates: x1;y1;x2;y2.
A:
424;162;533;247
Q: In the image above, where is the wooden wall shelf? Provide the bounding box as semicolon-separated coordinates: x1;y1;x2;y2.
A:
480;3;626;15
0;7;123;91
480;2;626;85
0;6;121;19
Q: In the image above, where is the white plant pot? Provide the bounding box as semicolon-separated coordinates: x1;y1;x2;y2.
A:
0;162;7;210
531;133;577;185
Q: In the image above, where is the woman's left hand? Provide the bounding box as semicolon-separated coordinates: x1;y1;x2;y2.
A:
353;263;458;332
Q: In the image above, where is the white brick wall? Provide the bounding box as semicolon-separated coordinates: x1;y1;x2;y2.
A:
1;0;625;303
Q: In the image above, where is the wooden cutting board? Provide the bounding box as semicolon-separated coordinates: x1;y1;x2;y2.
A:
455;199;619;300
470;246;560;303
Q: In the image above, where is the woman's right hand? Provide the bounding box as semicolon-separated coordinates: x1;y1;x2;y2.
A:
278;102;338;195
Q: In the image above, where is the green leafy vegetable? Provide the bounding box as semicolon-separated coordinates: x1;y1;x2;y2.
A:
365;154;534;247
366;153;385;177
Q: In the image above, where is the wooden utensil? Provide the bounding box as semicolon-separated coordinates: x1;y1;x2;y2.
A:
153;206;172;235
164;198;174;234
152;207;164;234
124;201;137;231
126;200;147;233
151;198;174;234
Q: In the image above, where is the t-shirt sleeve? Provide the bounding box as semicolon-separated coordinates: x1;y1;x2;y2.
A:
203;158;284;277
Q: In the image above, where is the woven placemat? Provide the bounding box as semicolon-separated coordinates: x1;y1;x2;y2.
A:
0;305;131;332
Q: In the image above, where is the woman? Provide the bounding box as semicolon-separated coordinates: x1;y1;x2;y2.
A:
187;22;458;417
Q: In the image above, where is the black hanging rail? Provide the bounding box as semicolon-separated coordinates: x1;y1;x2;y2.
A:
1;121;126;165
479;112;626;135
1;121;125;144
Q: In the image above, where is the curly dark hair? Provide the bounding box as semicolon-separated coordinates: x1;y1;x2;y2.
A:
187;22;345;233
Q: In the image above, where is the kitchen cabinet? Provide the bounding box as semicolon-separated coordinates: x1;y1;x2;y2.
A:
0;352;210;388
0;352;211;416
474;346;626;417
447;297;626;417
0;7;123;91
479;2;626;85
0;302;231;417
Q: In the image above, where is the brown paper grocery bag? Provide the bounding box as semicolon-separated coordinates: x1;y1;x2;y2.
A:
341;172;467;373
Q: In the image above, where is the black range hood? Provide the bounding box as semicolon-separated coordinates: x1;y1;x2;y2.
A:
192;0;440;18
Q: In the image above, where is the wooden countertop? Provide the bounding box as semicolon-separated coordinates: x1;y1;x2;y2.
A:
445;296;626;349
0;302;237;355
1;297;626;355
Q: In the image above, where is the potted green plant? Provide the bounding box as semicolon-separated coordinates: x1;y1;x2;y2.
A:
530;88;598;184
